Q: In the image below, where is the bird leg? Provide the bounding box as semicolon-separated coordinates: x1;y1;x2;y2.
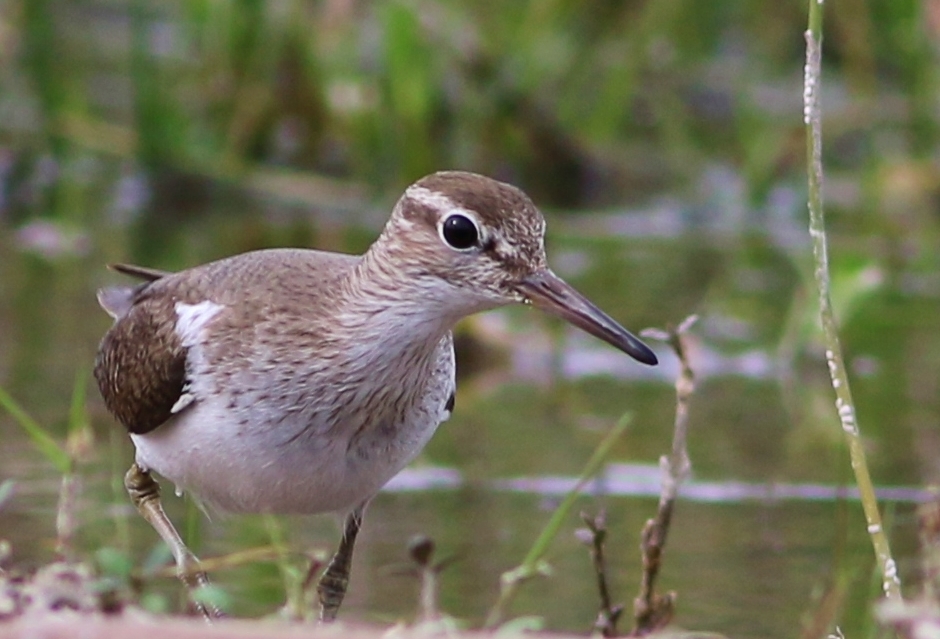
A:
124;463;222;619
317;503;367;622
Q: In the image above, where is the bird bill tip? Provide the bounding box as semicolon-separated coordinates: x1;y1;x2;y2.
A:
518;270;657;366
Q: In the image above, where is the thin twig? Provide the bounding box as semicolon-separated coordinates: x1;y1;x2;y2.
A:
918;500;940;602
54;474;79;562
408;535;442;623
57;372;91;562
803;0;901;601
631;315;697;636
383;535;458;624
875;501;940;635
577;510;623;637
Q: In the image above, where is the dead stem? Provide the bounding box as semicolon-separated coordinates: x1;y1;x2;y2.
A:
631;315;697;636
382;535;457;625
54;474;80;562
876;499;940;636
919;500;940;602
408;535;440;623
576;510;623;637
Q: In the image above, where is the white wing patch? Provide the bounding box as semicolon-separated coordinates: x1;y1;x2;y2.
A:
171;300;224;414
174;300;224;347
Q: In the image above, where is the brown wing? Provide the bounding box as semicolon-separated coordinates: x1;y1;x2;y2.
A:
95;250;360;435
94;269;189;435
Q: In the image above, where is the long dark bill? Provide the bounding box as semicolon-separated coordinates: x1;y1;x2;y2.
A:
518;270;658;366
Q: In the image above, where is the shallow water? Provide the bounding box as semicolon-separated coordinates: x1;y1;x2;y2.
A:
1;187;937;638
4;0;939;633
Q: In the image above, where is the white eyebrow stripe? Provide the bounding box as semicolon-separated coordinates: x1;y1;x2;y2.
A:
404;185;452;210
404;185;487;247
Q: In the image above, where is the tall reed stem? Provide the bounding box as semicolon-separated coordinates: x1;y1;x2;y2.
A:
803;0;901;601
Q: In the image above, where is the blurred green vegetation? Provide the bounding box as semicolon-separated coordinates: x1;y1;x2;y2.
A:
2;2;940;636
2;0;938;228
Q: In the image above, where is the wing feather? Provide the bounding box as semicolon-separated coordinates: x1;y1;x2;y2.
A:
95;266;189;435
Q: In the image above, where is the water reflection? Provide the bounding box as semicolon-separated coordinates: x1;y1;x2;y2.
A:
388;464;934;504
0;200;937;638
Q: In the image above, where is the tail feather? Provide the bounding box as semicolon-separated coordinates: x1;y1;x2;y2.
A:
97;263;172;318
109;263;171;282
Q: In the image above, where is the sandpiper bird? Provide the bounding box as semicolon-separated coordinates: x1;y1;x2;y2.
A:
94;171;657;620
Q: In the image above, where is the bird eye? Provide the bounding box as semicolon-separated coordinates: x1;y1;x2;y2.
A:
440;214;479;250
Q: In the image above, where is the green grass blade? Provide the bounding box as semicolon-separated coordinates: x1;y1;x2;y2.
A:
0;385;70;473
68;368;90;436
520;413;631;569
485;412;632;628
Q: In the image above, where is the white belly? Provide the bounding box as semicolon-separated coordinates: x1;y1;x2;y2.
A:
132;400;442;514
131;338;455;515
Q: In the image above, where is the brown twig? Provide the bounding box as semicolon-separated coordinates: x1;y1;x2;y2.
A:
299;552;326;620
876;498;940;637
920;498;940;601
576;510;624;637
54;474;80;562
630;315;697;636
409;535;441;623
384;535;458;624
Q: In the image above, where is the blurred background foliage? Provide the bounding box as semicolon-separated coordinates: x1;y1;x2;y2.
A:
2;1;940;636
2;0;938;232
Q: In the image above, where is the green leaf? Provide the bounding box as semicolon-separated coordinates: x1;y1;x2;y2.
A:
496;616;545;635
96;546;134;580
142;542;174;577
190;583;231;612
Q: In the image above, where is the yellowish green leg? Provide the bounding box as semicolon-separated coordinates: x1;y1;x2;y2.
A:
124;463;221;620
